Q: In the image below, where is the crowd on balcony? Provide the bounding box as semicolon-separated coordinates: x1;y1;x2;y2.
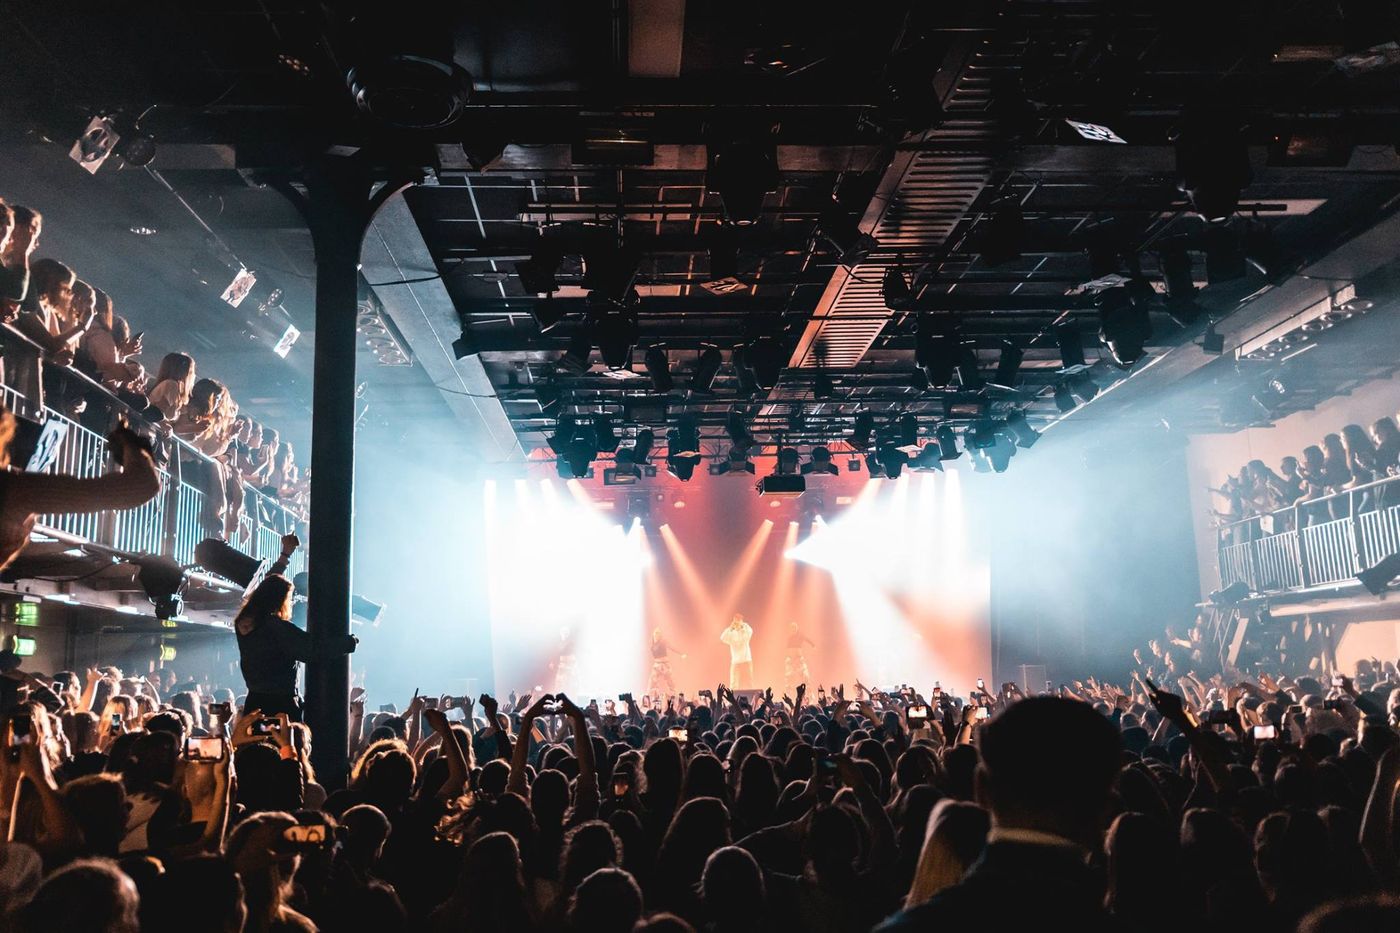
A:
0;196;308;546
1210;416;1400;540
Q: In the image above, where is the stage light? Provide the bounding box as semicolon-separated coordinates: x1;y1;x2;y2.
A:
801;446;840;475
69;115;120;174
876;445;908;480
730;345;758;397
726;410;755;454
690;346;723;395
548;415;578;455
563;429;598;479
667;456;698;481
645;346;673;394
710;446;756;475
1173;106;1252;223
1004;410;1040;448
967;422;998;450
593;309;638;372
820;199;878;266
633;428;655;464
898;412;919;447
956;343;984;391
594;413;620;453
1055;319;1087;371
582;242;639;303
536;383;562;415
702;224;744;295
975;196;1023;266
557;332;593;375
116;130;157;167
1358;552;1400;596
936;425;961;460
1069;371;1100;403
746;337;785;390
1053;382;1076;413
670;413;701;457
992;340;1022;389
882;267;912;311
916;314;957;386
847;456;862;472
136;556;188;621
1097;285;1152;368
1202;324;1225;355
863;452;885;478
813;370;835;399
909;444;944;472
706;138;779;225
515;246;562;295
850;411;875;450
604;447;638;485
452;327;479;359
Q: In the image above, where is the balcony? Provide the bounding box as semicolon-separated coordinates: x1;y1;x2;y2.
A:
0;327;305;625
1216;476;1400;597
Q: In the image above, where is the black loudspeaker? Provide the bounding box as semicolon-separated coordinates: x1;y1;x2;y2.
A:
194;538;266;588
1358;552;1400;597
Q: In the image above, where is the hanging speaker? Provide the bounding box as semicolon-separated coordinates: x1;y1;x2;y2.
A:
194;538;268;590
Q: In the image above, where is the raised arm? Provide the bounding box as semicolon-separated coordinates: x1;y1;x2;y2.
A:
558;694;600;821
7;427;160;515
424;708;468;799
508;695;551;797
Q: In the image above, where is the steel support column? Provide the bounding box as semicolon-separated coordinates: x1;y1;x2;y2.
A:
281;156;417;788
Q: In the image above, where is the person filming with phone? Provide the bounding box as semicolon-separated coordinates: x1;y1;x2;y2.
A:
234;533;357;720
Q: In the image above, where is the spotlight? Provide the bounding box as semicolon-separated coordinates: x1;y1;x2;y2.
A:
746;337;785;390
847;456;862;472
194;538;266;589
1004;410;1040;448
706;138;779;225
1173;105;1253;223
136;556;187;621
992;340;1022;389
590;300;639;371
711;446;756;475
820;199;878;266
115;130;157;167
897;412;919;447
1050;382;1074;413
882;267;913;311
667;456;698;481
975;196;1024;266
563;427;598;478
702;223;745;295
725;410;755;454
730;345;758;397
967;422;998;450
801;446;840;475
452;327;479;359
633;428;655;464
916;314;958;386
605;447;639;485
1054;319;1087;371
645;346;674;394
1357;553;1400;596
515;246;562;295
909;444;944;472
690;346;723;395
850;411;875;450
594;413;619;453
776;446;801;474
876;445;908;480
757;473;806;497
547;415;577;455
69;115;120;174
581;242;640;303
1097;285;1152;368
935;425;960;460
557;331;593;375
813;370;835;399
956;343;985;391
668;413;701;458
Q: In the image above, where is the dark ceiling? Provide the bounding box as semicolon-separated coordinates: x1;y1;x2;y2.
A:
5;0;1400;473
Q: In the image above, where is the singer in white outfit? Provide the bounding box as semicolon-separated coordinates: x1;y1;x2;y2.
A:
719;614;754;688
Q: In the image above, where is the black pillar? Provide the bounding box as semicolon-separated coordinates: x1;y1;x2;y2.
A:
293;158;415;788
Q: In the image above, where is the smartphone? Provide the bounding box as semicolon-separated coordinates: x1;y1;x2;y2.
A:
847;701;860;713
132;331;145;341
109;713;123;732
976;678;985;691
1206;710;1234;725
817;757;839;775
907;705;929;728
975;706;990;721
618;693;633;703
641;696;652;709
1324;699;1348;711
208;702;231;719
932;687;942;700
1331;675;1345;688
52;681;65;695
667;726;688;744
1253;724;1278;740
183;736;224;761
378;704;396;713
612;775;631;797
251;718;280;736
282;824;326;848
1045;680;1053;693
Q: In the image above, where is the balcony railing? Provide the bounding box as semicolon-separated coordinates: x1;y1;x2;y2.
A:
1;326;305;585
1216;475;1400;594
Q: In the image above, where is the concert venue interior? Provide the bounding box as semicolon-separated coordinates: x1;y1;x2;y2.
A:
5;3;1400;931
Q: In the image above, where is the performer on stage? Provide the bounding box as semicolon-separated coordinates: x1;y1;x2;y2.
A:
784;622;814;692
719;614;754;689
646;628;685;698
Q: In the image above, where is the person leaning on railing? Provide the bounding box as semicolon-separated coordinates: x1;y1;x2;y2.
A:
0;411;161;572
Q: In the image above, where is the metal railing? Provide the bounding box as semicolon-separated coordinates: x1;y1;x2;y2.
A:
2;326;306;582
1217;475;1400;594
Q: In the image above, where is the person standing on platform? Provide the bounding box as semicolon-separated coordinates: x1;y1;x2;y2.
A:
647;627;685;700
784;622;814;693
720;614;753;689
